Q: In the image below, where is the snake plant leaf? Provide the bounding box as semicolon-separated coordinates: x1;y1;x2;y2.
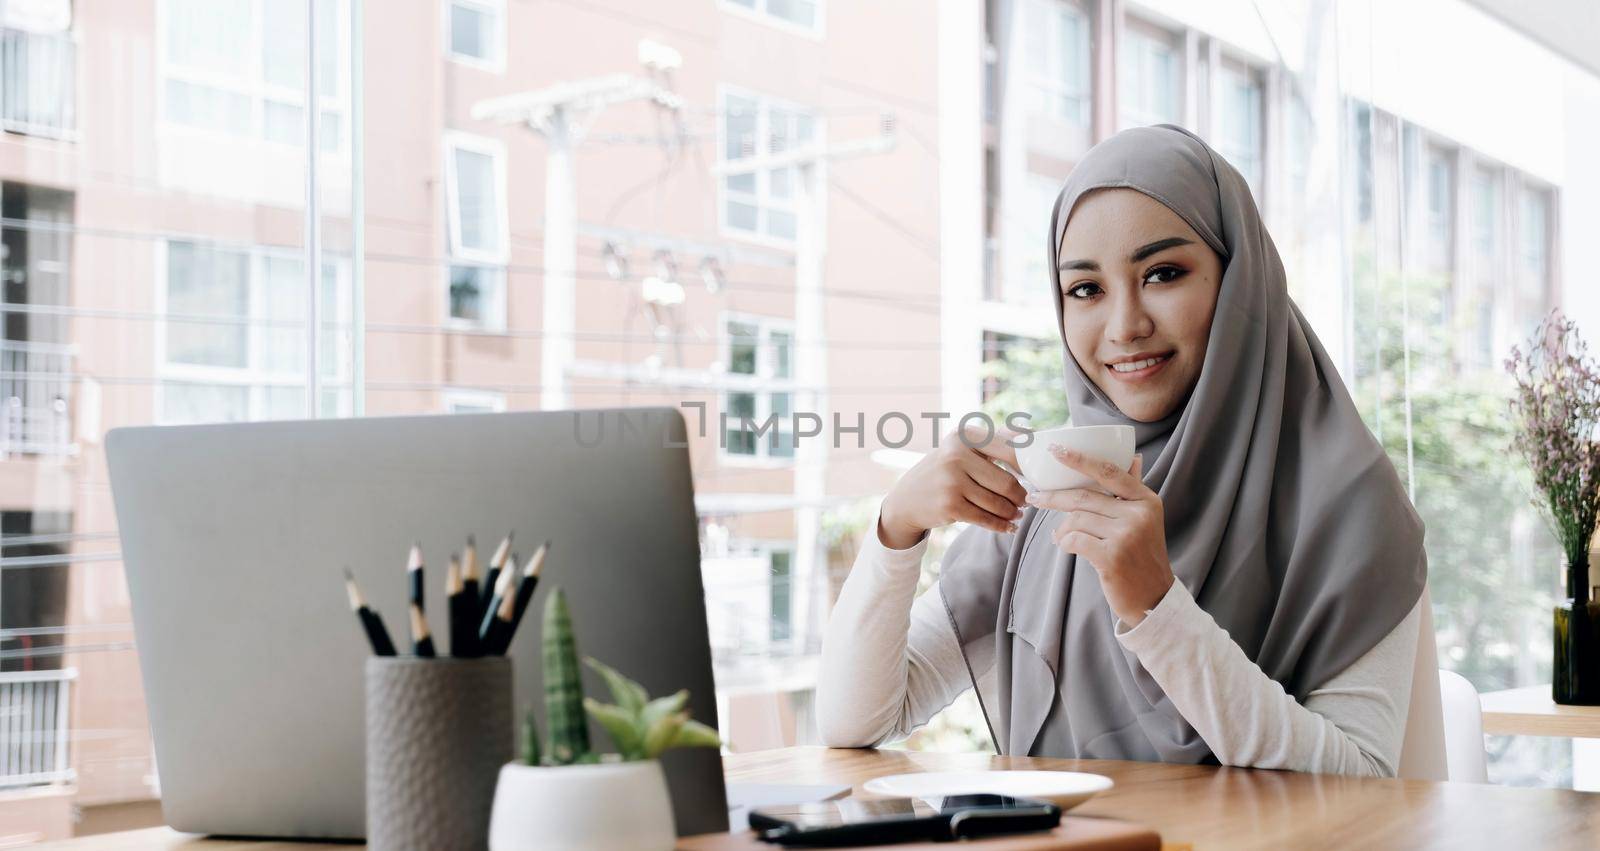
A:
641;689;689;729
585;697;644;760
585;656;648;718
669;719;723;751
543;588;590;764
642;710;688;760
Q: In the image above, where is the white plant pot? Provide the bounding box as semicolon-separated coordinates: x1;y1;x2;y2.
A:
488;759;676;851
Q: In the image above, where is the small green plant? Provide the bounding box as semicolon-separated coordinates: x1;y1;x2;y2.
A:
520;584;721;766
540;587;591;765
581;657;722;761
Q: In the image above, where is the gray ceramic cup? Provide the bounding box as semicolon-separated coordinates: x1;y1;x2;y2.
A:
365;656;513;851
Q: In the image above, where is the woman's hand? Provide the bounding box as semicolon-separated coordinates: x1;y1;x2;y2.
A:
878;426;1029;549
1026;446;1174;626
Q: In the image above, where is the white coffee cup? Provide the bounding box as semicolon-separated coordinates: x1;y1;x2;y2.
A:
1012;424;1136;493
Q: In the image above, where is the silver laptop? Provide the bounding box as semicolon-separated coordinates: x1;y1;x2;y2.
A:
106;407;728;839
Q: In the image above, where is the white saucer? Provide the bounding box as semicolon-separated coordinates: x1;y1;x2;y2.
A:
862;770;1113;811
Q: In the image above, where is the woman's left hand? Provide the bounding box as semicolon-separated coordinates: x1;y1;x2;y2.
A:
1025;446;1175;627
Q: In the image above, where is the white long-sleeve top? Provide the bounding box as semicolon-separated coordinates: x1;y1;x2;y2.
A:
816;511;1421;777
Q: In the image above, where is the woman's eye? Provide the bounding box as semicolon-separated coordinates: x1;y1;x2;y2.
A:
1065;282;1100;300
1145;265;1184;284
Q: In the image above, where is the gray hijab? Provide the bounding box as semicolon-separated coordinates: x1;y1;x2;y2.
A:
938;124;1427;761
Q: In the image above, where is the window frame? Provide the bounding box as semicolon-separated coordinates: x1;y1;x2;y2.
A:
717;310;798;467
443;129;511;332
153;239;353;425
1214;55;1264;197
1015;172;1063;308
1020;0;1092;128
715;85;819;249
443;0;506;73
1118;17;1182;131
443;388;508;413
155;0;352;158
718;0;825;39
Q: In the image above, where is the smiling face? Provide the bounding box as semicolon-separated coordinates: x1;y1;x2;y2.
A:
1056;188;1224;423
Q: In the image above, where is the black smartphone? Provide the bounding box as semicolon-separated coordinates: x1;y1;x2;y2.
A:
749;793;1062;846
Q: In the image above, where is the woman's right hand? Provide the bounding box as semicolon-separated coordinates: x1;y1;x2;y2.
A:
878;426;1030;549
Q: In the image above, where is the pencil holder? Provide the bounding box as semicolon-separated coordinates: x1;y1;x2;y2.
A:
365;656;513;851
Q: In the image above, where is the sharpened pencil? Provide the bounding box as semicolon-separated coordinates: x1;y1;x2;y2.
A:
409;602;436;657
504;540;548;650
478;555;518;656
407;542;426;614
480;532;513;621
343;568;396;656
460;535;481;625
447;554;480;657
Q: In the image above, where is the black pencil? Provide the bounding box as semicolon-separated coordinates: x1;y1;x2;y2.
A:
343;568;396;656
447;554;479;657
407;542;426;615
481;532;513;620
409;602;436;657
478;555;518;656
504;540;548;648
460;535;481;627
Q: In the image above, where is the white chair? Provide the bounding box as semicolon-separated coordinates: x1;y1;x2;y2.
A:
1439;669;1489;782
1397;585;1489;782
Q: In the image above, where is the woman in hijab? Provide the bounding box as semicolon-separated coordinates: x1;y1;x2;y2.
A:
816;124;1428;775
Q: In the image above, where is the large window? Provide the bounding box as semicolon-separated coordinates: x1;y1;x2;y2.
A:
1516;187;1551;338
160;0;344;153
1022;0;1091;127
1215;59;1263;196
158;241;349;424
721;315;795;461
444;131;509;330
1018;174;1062;305
1424;145;1455;271
719;90;815;243
1119;20;1181;129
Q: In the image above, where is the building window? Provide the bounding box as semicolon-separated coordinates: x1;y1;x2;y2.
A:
1215;60;1263;196
445;0;503;70
769;548;793;643
160;0;346;154
1471;167;1499;260
1424;146;1454;270
721;315;794;461
444;388;507;413
444;131;509;330
722;0;821;33
159;241;350;424
719;90;815;243
1120;21;1180;130
1351;101;1373;224
1516;187;1550;337
1018;174;1061;305
1022;0;1091;127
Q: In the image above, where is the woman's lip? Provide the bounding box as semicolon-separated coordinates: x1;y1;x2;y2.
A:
1106;352;1173;382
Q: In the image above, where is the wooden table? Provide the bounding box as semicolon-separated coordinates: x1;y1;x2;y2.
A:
35;746;1600;850
1481;684;1600;738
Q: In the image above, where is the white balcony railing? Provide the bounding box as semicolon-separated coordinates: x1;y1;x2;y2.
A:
1;27;76;139
0;668;75;789
0;340;75;457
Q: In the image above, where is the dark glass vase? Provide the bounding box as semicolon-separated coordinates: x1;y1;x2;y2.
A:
1553;555;1600;705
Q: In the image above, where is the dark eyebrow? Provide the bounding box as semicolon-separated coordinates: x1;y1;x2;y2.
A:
1128;236;1196;263
1058;236;1195;272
